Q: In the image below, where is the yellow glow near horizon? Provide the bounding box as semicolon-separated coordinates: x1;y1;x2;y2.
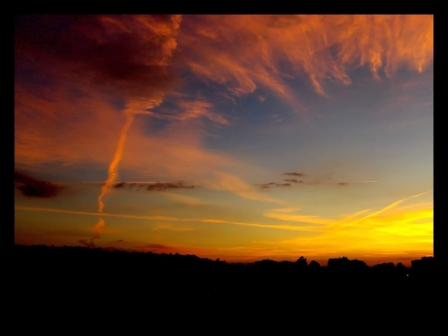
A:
15;189;433;266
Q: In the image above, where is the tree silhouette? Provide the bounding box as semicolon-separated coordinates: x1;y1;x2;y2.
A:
295;256;308;268
309;260;320;269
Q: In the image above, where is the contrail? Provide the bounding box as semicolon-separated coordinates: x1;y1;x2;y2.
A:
97;110;135;213
302;190;432;244
86;107;135;247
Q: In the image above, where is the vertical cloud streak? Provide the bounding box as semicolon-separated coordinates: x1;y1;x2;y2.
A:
98;111;135;214
89;99;166;246
88;110;134;247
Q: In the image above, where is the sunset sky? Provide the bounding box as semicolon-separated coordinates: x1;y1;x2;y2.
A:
14;15;433;266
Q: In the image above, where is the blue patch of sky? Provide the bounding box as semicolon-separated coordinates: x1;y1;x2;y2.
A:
207;66;430;179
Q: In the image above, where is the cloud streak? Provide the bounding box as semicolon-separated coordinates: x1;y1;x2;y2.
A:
15;206;319;232
259;182;291;189
284;179;303;183
284;172;306;177
113;181;197;191
264;212;335;225
307;190;433;239
209;172;285;204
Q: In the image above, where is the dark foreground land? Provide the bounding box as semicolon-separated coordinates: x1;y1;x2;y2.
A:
12;244;440;314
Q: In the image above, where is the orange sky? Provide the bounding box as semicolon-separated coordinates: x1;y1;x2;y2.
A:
14;15;433;266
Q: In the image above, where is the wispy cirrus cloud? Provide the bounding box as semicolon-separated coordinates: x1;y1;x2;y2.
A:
208;172;285;204
255;192;432;264
179;15;433;106
15;15;423;207
14;16;432;261
307;190;433;237
145;100;230;126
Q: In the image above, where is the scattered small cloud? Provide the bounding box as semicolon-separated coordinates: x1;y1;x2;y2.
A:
259;182;291;189
284;178;304;183
147;182;196;191
284;172;306;177
113;181;197;191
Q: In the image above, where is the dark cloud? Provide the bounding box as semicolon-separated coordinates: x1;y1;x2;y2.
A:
283;178;306;184
259;182;291;189
113;181;197;191
113;182;126;188
284;172;306;177
14;171;64;198
338;182;348;186
284;179;299;183
260;182;276;189
146;182;196;191
15;15;181;100
277;183;291;187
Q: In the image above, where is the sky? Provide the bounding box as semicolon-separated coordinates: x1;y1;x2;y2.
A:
14;15;433;266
